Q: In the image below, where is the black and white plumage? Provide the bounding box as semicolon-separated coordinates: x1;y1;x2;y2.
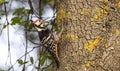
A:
33;19;59;68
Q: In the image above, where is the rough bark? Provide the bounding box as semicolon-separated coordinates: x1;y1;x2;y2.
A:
57;0;120;71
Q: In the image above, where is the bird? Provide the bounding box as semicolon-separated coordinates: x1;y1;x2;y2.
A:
33;19;59;68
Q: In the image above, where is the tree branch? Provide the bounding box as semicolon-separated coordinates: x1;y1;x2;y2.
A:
4;2;14;71
28;0;40;18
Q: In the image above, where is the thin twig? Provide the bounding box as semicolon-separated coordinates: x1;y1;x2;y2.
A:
0;0;13;36
4;2;14;71
28;39;41;45
22;13;30;71
22;29;28;71
8;45;41;71
37;0;42;70
28;0;40;18
39;0;42;19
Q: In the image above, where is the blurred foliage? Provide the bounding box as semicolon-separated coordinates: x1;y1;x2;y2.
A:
50;19;58;32
0;11;4;15
11;7;33;29
0;70;5;71
30;57;34;64
3;24;7;29
17;59;28;65
37;51;55;67
0;0;6;4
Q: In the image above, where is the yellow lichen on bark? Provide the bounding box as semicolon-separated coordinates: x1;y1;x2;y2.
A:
118;1;120;9
103;0;108;3
115;29;119;36
90;5;108;22
84;61;95;67
90;8;101;22
93;8;101;19
56;9;65;23
84;36;102;52
66;33;78;40
80;8;90;15
56;9;71;23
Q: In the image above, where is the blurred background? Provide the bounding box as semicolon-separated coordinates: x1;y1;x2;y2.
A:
0;0;55;71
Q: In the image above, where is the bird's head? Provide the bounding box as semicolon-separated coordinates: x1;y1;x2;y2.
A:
33;19;47;31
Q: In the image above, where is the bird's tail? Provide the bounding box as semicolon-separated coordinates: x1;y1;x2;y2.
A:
45;46;60;68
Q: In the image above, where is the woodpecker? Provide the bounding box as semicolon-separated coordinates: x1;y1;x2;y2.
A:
33;19;59;68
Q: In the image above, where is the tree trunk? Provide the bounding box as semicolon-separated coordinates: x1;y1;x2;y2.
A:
57;0;120;71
